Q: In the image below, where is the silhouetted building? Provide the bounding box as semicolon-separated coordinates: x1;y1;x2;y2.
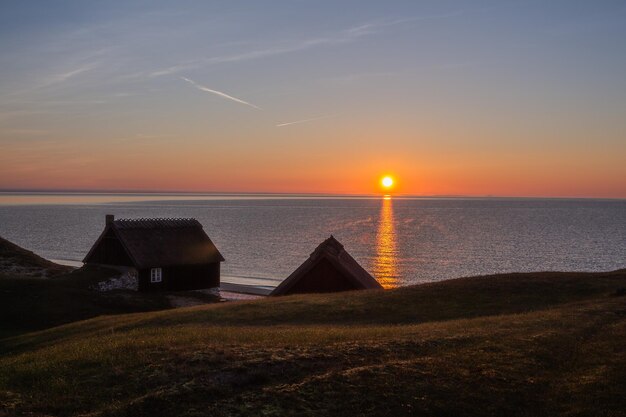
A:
270;235;382;296
83;215;224;291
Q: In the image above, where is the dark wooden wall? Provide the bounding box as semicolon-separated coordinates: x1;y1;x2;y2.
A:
84;229;134;267
281;258;358;295
138;263;220;291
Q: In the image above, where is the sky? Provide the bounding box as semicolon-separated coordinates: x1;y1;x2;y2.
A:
0;0;625;197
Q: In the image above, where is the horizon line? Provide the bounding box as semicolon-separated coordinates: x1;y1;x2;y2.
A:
0;188;624;200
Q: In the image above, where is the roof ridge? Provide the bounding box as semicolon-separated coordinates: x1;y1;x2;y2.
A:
115;217;198;221
113;217;202;229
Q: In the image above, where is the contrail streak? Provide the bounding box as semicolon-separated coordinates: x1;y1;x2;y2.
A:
180;77;260;109
276;114;337;127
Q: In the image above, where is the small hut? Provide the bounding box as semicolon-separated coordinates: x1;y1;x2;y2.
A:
83;215;224;291
270;235;382;296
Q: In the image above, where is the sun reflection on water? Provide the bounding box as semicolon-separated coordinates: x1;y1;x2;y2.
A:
374;195;398;288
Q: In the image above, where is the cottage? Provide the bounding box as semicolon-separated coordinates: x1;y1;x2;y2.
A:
270;235;382;296
83;215;224;291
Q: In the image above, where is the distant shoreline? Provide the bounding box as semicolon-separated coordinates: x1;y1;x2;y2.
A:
1;190;624;201
50;258;275;295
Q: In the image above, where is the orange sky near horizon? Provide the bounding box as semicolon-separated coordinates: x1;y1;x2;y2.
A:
1;131;624;198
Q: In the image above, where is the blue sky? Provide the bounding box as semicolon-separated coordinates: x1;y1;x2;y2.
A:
1;0;625;196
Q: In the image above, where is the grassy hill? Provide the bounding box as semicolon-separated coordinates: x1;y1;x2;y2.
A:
0;266;176;339
1;269;625;416
0;236;219;339
0;235;72;278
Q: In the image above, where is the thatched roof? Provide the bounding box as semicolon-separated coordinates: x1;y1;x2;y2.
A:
270;235;382;295
83;217;224;269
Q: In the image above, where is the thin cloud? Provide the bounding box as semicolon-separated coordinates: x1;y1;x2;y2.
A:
150;63;197;77
203;21;382;64
276;115;337;127
53;65;94;82
40;62;100;88
150;15;456;77
180;77;261;109
3;62;100;101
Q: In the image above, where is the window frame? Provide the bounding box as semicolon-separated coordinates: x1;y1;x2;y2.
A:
150;267;162;283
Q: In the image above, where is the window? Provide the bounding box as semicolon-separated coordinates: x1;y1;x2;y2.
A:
150;268;162;283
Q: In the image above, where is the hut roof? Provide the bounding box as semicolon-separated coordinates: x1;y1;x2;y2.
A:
270;235;382;295
83;217;224;268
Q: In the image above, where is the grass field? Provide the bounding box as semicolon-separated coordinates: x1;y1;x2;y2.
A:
0;266;173;339
1;269;625;416
0;236;220;340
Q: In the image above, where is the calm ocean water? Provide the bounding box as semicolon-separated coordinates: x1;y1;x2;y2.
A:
0;193;624;289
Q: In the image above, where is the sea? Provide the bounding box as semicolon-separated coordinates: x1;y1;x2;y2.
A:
0;192;624;291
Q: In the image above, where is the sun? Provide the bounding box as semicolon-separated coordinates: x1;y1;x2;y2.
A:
381;176;394;189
